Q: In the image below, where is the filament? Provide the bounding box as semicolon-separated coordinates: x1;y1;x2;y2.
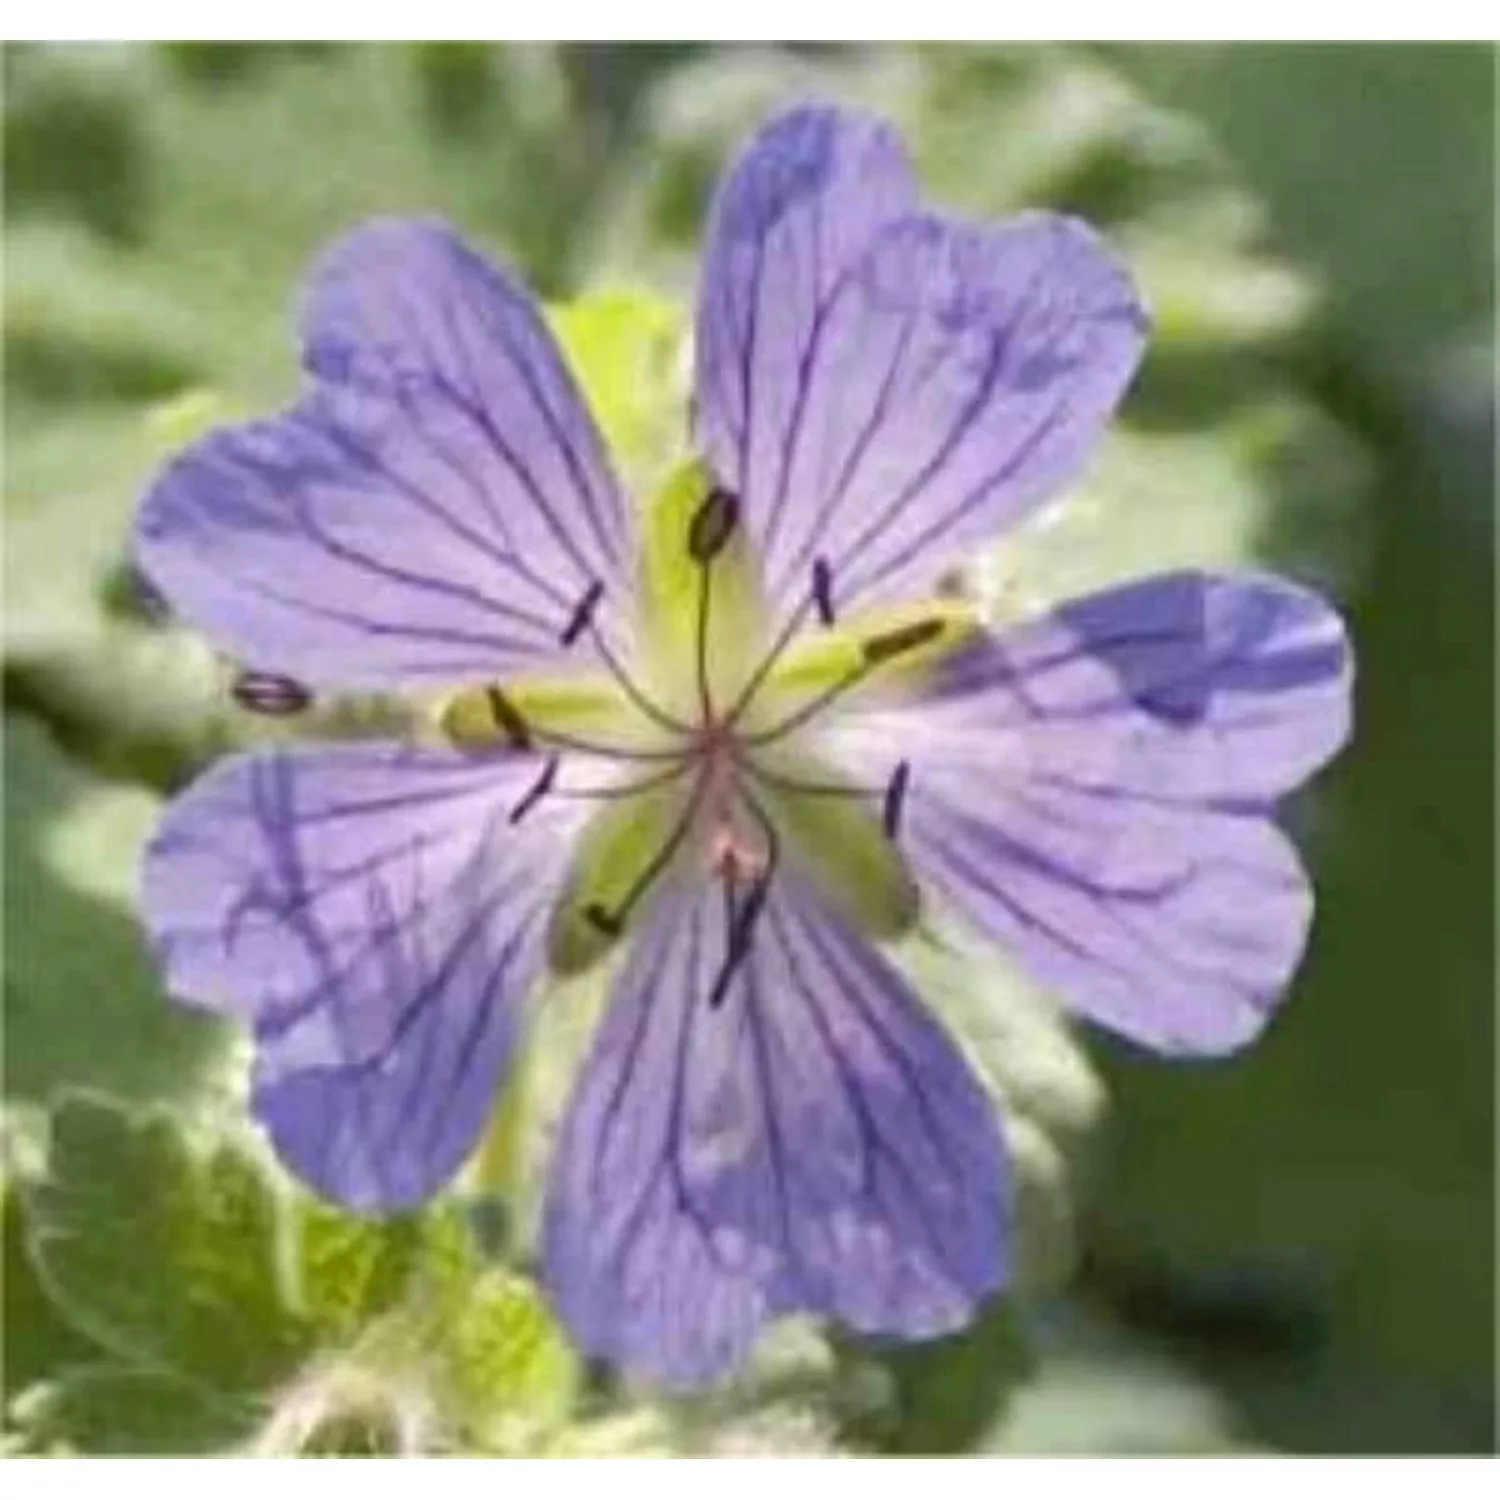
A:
553;761;695;802
738;616;944;749
706;783;781;1009
508;755;559;824
738;755;912;843
737;759;874;801
583;765;713;936
554;580;695;739
719;582;817;731
695;551;715;723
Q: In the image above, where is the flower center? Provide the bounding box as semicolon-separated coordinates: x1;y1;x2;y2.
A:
436;459;982;979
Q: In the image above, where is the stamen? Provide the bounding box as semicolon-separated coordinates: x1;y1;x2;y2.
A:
737;759;873;801
508;755;560;824
471;686;687;763
882;760;911;840
739;670;855;747
596;638;696;736
551;761;693;803
526;722;690;764
708;878;768;1009
714;877;739;999
582;769;712;937
687;486;740;563
558;580;605;647
812;557;835;627
706;787;779;1009
688;486;739;723
583;903;622;937
719;570;831;732
860;616;946;666
558;580;694;738
485;685;532;750
695;538;715;721
232;669;312;716
742;615;948;749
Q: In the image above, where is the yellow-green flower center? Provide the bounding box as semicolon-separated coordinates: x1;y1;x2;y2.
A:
437;458;980;977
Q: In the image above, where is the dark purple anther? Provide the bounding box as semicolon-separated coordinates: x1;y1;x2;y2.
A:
688;486;740;563
812;557;835;626
708;878;769;1009
509;755;560;824
861;617;944;667
231;670;312;716
882;760;911;841
559;580;605;647
484;686;533;750
583;902;623;938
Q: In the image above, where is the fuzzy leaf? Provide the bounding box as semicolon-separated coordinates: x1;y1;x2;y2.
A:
24;1095;309;1391
2;715;229;1108
8;1367;253;1456
440;1267;581;1451
291;1202;425;1346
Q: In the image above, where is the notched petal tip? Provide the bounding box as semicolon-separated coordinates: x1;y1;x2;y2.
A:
1204;569;1355;767
295;215;471;374
696;135;1155;614
541;874;1009;1386
136;206;633;690
817;567;1350;1061
1022;209;1154;338
712;102;916;245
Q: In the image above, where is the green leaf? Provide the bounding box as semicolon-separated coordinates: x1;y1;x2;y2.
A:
1;714;229;1108
359;1201;582;1450
12;1093;581;1454
438;1266;581;1450
8;1366;255;1456
2;402;161;661
23;1094;310;1392
290;1201;425;1347
1;1180;97;1408
5;223;207;403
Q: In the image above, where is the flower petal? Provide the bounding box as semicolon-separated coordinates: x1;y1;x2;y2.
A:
141;741;589;1208
819;572;1352;1055
693;107;914;579
137;219;632;690
541;870;1008;1386
694;109;1146;612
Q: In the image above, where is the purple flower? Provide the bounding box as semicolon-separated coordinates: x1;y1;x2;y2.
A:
135;106;1351;1386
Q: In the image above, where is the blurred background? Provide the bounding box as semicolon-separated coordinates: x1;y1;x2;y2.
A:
2;42;1494;1455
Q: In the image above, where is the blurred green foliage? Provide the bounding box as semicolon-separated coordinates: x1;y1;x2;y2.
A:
2;41;1493;1453
9;1095;582;1454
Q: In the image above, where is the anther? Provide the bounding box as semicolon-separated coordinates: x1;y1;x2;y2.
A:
708;878;769;1009
508;755;559;824
812;557;835;627
882;760;911;841
688;485;740;564
558;580;605;648
484;686;533;751
583;902;622;938
231;670;312;716
860;617;946;667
